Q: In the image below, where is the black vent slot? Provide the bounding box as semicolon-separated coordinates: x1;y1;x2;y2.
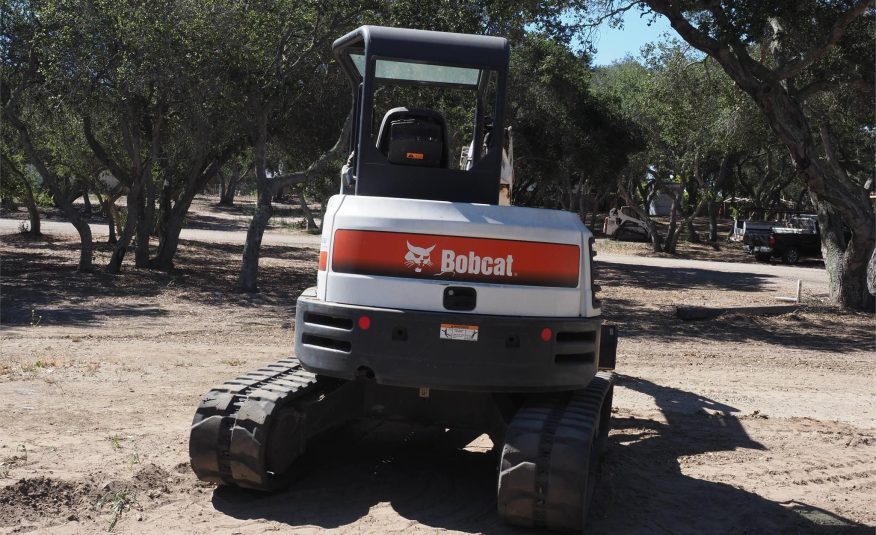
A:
555;352;596;365
302;334;351;352
556;331;596;343
304;312;353;330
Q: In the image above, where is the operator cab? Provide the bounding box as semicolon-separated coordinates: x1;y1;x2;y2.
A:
333;26;510;204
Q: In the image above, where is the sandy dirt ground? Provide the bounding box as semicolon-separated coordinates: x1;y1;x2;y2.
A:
1;198;874;534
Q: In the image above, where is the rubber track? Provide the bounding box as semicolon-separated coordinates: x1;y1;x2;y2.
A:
189;358;322;490
498;371;615;532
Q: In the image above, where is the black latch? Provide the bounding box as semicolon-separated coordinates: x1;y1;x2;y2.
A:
443;286;476;311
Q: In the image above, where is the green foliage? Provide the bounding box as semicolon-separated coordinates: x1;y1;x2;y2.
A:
593;41;811;214
5;0;870;289
508;35;640;208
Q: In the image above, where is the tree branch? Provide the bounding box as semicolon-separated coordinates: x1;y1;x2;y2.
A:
645;0;721;54
773;0;873;81
795;76;872;102
819;123;850;182
645;0;776;86
4;104;71;204
267;112;352;195
82;115;131;185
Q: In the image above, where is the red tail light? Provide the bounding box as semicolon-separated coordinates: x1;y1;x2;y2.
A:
318;251;327;271
768;235;776;247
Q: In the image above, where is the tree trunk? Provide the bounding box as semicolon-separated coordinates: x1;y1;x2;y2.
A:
151;208;186;270
151;152;228;270
664;193;681;254
219;169;242;206
105;197;117;244
867;246;876;297
135;176;156;268
685;217;699;243
81;188;92;215
237;111;350;291
110;199;123;238
817;201;874;309
107;184;142;274
708;200;718;243
618;176;664;252
239;107;271;292
150;190;195;271
645;0;874;309
298;191;318;230
16;167;41;237
684;171;703;243
239;191;273;292
667;194;708;255
589;192;602;231
760;98;876;309
67;210;94;271
157;175;173;240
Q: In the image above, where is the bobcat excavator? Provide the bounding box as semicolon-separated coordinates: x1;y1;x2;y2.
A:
189;26;617;532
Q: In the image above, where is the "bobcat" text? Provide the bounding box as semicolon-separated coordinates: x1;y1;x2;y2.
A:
440;250;514;276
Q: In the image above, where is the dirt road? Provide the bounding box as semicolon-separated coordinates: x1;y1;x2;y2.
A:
1;212;873;534
0;216;322;248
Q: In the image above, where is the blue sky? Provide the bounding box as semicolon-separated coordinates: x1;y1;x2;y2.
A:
587;8;673;66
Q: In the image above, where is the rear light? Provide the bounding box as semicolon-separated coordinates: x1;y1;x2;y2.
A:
768;235;776;247
318;251;327;271
358;315;371;330
540;327;552;341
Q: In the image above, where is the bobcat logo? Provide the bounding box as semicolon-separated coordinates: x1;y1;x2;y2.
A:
404;242;435;273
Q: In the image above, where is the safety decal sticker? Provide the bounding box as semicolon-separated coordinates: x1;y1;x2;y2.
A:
439;323;479;342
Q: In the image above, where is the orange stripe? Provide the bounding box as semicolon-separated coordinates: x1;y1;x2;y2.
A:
331;229;580;287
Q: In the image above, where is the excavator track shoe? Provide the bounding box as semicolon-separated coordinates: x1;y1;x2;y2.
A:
189;358;321;491
497;371;615;532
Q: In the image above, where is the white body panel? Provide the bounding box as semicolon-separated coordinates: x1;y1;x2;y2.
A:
319;195;599;318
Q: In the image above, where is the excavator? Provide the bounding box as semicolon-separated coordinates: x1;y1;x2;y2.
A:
189;25;617;532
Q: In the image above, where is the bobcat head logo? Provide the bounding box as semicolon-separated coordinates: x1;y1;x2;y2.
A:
404;242;435;273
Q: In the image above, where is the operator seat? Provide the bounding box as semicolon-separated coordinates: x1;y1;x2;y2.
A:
376;107;449;168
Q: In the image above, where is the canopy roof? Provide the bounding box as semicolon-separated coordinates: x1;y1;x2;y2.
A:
333;25;509;85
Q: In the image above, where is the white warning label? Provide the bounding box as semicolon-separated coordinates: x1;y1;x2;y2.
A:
439;323;479;342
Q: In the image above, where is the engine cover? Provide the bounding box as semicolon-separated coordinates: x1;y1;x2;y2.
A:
318;195;599;318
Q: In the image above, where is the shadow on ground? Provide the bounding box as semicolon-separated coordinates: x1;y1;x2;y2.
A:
597;261;779;293
0;235;315;326
596;260;872;353
210;377;870;534
601;295;872;354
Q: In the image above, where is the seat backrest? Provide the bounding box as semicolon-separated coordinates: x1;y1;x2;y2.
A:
376;107;449;168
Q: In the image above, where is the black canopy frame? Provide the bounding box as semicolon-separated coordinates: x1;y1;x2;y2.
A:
332;26;510;205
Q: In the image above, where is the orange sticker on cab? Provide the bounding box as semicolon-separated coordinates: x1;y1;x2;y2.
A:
406;152;424;160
